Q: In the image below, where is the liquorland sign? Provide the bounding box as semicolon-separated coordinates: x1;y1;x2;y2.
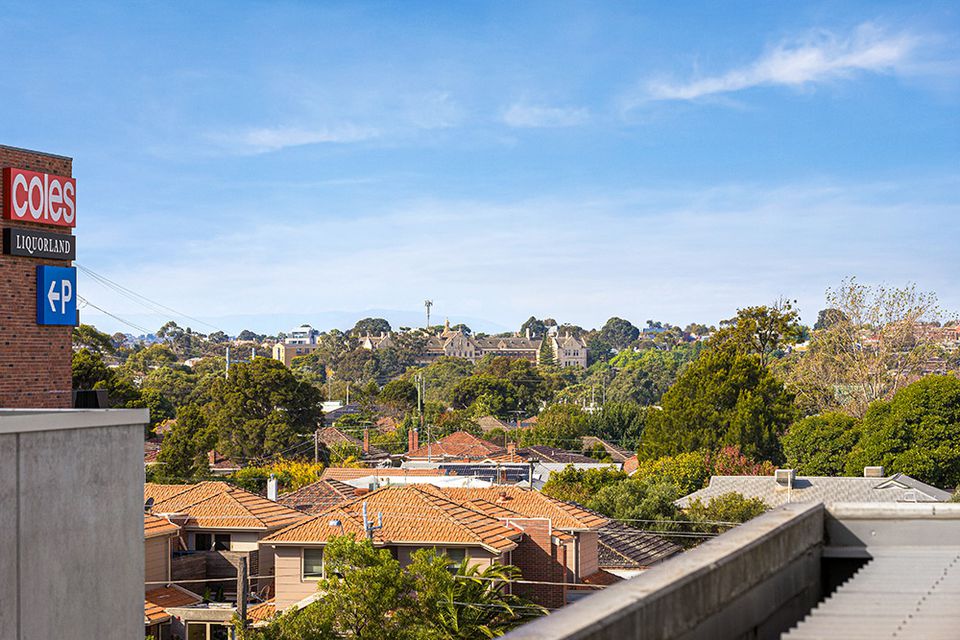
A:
3;167;77;228
3;227;75;260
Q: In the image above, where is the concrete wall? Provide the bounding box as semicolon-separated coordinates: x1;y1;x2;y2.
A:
0;408;147;640
504;502;825;640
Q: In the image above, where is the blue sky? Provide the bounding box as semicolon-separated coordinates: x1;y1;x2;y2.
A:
2;1;958;335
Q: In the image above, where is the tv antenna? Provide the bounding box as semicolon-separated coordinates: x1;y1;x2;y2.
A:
424;300;433;329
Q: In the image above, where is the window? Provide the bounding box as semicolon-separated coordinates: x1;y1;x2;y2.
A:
213;534;230;551
187;623;230;640
303;548;324;580
194;533;212;551
445;548;467;564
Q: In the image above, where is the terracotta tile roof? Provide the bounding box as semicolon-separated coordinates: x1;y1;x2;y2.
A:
321;467;451;481
263;484;521;554
477;415;515;432
144;513;180;539
145;482;307;531
278;479;358;514
406;431;504;460
622;455;639;475
208;450;241;470
248;599;276;625
486;446;596;464
578;569;622;586
144;586;202;625
597;520;682;570
440;487;608;530
144;438;162;464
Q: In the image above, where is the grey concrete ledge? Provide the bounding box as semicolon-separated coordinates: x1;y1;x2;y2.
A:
504;502;824;640
827;502;960;520
0;408;149;434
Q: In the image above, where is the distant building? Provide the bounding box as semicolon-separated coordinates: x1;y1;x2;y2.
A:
271;324;323;366
362;319;588;368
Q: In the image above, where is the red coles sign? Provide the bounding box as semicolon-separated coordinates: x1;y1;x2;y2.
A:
3;167;76;228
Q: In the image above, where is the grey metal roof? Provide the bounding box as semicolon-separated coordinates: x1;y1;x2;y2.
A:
783;546;960;639
675;474;952;508
597;521;682;569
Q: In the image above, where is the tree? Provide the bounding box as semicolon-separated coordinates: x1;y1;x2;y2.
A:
516;404;590;448
599;317;639;351
589;401;648;450
684;492;769;533
202;357;323;461
813;308;848;331
632;451;712;495
410;552;547;638
290;351;328;390
352;317;392;337
380;379;418;411
640;349;796;463
520;316;547;339
782;413;861;476
710;299;802;366
154;405;217;482
845;375;960;488
315;536;417;640
141;366;197;409
542;467;626;505
789;278;944;417
73;323;116;356
587;477;682;529
237;329;264;342
124;344;178;377
538;337;555;366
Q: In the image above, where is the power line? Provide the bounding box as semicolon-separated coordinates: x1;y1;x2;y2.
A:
77;295;153;334
76;262;224;333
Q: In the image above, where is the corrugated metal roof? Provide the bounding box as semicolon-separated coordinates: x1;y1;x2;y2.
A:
783;547;960;639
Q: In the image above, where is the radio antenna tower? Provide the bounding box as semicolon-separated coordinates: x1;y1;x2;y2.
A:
424;299;433;329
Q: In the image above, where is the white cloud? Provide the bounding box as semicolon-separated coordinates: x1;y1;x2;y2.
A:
642;23;922;102
208;124;380;154
502;103;589;128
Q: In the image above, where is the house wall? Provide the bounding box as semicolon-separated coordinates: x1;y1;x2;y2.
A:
273;546;321;609
395;545;495;568
0;409;148;640
145;535;172;586
0;145;74;408
507;518;567;609
578;531;598;578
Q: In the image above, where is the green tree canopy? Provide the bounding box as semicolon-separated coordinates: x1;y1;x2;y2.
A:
845;375;960;488
352;317;392;336
640;349;796;463
709;300;803;366
684;492;769;533
72;323;116;356
202;357;323;461
782;412;861;476
599;317;639;351
542;467;627;505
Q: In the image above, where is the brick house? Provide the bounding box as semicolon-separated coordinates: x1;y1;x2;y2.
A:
404;430;505;462
258;484;608;618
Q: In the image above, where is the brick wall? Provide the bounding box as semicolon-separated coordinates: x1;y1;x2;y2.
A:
0;144;74;408
506;518;567;609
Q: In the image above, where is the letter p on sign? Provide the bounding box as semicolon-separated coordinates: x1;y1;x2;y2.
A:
37;265;77;326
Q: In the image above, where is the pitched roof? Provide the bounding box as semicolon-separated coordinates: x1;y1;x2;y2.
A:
477;415;514;433
440;487;608;530
580;436;634;463
675;474;953;508
597;520;682;570
579;569;623;586
144;586;202;625
406;431;504;460
321;467;451;482
622;455;639;475
277;479;358;514
490;445;595;464
145;482;307;531
144;513;180;539
263;484;522;554
144;438;162;464
248;599;277;626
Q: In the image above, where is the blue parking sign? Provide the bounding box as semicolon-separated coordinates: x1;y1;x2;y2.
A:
37;265;77;326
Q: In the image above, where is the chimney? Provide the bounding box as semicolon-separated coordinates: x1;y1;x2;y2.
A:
864;466;885;478
412;428;419;452
408;428;419;453
266;474;278;501
208;450;217;465
774;468;795;489
507;442;516;456
363;428;370;454
525;327;531;339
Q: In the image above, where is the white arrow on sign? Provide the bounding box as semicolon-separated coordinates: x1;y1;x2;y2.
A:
47;279;73;314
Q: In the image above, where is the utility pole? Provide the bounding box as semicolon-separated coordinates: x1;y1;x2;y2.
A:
225;346;230;378
424;299;433;329
314;430;319;464
236;556;249;632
